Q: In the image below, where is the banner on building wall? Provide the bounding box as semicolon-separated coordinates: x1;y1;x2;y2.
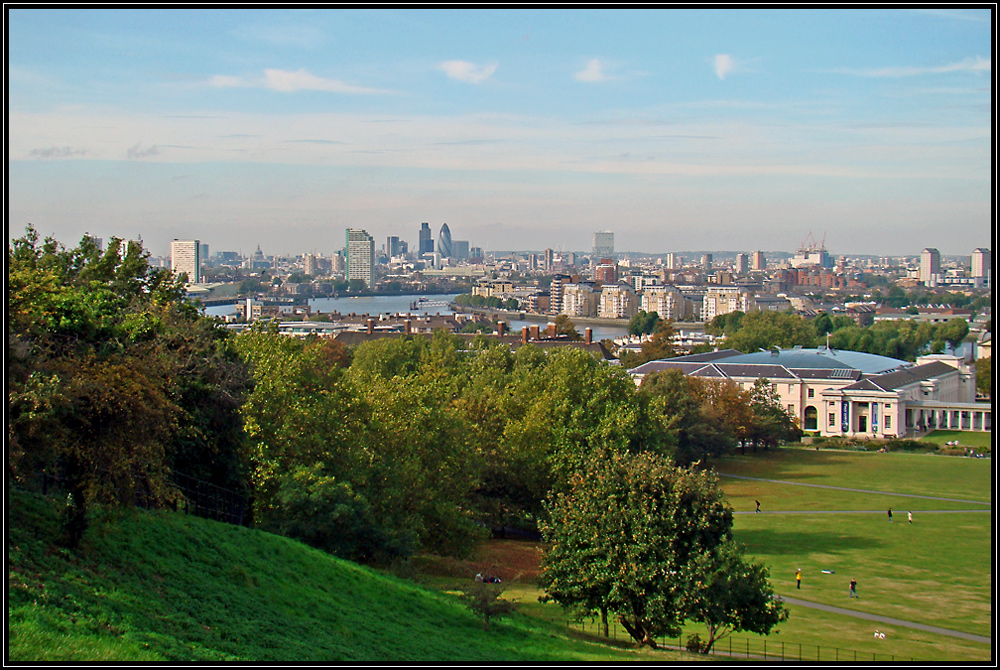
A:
872;402;879;434
841;401;850;433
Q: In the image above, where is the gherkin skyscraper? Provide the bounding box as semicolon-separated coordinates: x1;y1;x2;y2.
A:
437;223;452;258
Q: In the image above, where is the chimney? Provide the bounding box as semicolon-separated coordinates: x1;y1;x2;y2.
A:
497;321;506;337
585;327;593;345
521;326;529;344
367;318;374;334
530;325;540;341
405;319;412;335
546;322;556;338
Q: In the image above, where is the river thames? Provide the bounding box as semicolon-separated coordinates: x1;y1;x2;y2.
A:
204;294;629;341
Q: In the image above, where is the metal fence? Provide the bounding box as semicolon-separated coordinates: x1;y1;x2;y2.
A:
35;469;249;527
567;616;919;662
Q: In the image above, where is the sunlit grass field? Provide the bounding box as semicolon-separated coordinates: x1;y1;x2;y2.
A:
703;447;993;662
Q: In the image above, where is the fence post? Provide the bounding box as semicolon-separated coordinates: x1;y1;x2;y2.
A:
763;640;766;659
781;641;784;661
746;638;749;658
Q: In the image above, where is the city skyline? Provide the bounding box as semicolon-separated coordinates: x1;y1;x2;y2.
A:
7;8;994;258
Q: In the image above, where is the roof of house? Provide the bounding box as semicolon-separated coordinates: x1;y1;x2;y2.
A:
839;361;958;392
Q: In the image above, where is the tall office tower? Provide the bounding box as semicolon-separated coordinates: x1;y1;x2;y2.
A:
469;246;484;260
419;222;434;254
543;248;554;272
171;239;201;284
568;252;577;267
593;231;615;259
665;253;679;271
971;248;991;278
200;243;209;260
346;229;375;288
735;253;749;275
387;236;404;258
702;253;713;274
437;223;453;258
919;248;941;285
303;253;319;277
528;253;538;270
453;240;469;260
751;250;766;271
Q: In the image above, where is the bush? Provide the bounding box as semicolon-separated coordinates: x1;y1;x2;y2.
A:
685;633;703;653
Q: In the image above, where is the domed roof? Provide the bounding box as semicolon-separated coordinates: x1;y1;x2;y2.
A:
720;347;907;375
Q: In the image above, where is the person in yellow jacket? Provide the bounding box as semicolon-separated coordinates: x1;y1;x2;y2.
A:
795;568;802;589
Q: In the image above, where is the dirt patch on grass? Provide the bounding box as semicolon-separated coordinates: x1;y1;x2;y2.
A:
413;539;547;586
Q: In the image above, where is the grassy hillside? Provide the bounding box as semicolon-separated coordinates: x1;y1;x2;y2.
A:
7;489;663;662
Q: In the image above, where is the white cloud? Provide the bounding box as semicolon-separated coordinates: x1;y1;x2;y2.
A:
207;69;391;94
575;58;610;82
830;56;991;77
438;60;498;84
127;143;161;160
713;54;735;80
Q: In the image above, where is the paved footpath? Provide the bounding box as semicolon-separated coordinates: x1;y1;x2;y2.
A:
718;473;993;506
775;595;992;644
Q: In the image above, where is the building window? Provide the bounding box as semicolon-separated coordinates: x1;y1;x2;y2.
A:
788;384;794;393
787;404;794;414
829;413;836;427
808;388;815;398
885;416;891;429
772;384;778;394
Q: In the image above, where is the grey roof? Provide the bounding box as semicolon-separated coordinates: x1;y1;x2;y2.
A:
717;348;907;375
791;368;862;381
840;361;958;392
714;363;798;380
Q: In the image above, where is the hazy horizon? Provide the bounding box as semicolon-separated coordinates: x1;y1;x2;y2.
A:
8;8;993;259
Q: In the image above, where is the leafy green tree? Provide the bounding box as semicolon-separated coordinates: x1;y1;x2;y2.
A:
975;356;992;398
746;378;801;451
464;582;517;632
637;370;734;464
553;314;582;340
679;538;788;653
629;309;661;336
938;318;970;352
721;311;817;353
539;451;734;648
621;320;677;368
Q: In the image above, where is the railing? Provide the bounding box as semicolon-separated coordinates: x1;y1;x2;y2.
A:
566;616;919;662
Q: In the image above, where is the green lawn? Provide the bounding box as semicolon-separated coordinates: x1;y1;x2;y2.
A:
7;489;676;663
920;429;993;450
701;448;994;662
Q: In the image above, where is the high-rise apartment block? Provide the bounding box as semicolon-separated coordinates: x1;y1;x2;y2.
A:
735;253;749;275
594;259;618;283
598;282;639;319
751;251;766;271
346;229;375;288
702;286;756;322
920;248;941;286
641;285;685;321
170;239;201;284
971;248;991;279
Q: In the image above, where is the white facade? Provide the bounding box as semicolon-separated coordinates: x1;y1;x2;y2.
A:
971;248;991;279
920;248;941;285
170;239;201;284
702;286;756;322
599;282;639;319
641;285;685;321
561;283;598;317
346;229;375;288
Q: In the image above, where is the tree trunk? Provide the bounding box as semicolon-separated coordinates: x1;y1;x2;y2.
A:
617;616;658;648
601;607;609;638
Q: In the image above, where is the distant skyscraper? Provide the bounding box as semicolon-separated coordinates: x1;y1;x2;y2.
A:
386;236;404;258
593;231;614;259
170;239;201;284
971;248;991;278
200;243;209;260
419;222;434;254
453;240;469;260
920;248;941;285
543;248;554;272
346;229;375;288
735;253;749;275
702;253;713;274
751;250;766;271
303;253;318;277
438;223;453;258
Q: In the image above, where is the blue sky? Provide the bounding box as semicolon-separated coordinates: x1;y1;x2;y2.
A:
7;8;993;258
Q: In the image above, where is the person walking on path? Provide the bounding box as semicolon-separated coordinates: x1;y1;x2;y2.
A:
796;568;802;589
849;578;858;598
755;499;761;513
887;508;893;523
908;511;913;524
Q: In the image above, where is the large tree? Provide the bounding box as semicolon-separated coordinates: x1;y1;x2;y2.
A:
679;538;788;653
539;451;734;648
